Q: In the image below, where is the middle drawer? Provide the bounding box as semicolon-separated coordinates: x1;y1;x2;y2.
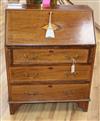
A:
9;65;91;84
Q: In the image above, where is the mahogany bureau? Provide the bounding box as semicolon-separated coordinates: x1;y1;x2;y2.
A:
5;4;96;114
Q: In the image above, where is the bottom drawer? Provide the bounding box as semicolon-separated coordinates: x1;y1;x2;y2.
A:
10;84;90;101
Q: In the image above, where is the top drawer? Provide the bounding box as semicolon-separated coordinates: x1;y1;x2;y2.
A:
12;48;89;65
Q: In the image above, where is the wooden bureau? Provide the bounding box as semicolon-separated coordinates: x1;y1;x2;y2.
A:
5;4;96;114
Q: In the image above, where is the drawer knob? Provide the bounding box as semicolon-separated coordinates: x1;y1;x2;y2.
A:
49;50;54;53
71;58;76;74
48;85;53;88
48;67;53;69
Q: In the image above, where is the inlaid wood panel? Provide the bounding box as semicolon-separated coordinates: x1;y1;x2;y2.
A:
6;7;95;46
9;65;91;84
12;48;89;65
10;83;90;101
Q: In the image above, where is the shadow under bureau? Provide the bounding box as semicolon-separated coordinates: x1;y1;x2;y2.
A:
5;4;96;114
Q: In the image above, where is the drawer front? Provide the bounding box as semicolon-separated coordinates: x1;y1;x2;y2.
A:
10;84;90;101
12;48;89;65
9;65;91;84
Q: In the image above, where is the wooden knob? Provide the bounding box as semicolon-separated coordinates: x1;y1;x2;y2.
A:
48;67;53;69
49;50;54;53
48;85;53;88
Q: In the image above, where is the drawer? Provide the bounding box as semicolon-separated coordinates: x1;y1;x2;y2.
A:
10;84;90;101
12;48;89;65
9;65;91;84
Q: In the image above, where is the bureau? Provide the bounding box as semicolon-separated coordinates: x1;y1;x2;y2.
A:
5;4;96;114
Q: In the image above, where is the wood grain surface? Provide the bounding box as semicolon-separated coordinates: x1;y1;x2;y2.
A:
6;5;95;46
9;65;91;83
12;48;89;65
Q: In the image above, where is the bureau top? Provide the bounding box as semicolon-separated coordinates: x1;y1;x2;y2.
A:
6;4;96;47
